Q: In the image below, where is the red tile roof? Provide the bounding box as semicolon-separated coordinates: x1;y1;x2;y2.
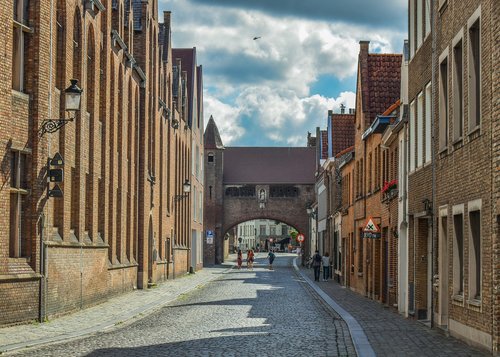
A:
361;52;402;125
321;130;328;160
329;113;355;157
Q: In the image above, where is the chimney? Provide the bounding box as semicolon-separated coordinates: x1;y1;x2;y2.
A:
349;108;355;115
163;11;171;29
359;40;370;56
340;103;345;114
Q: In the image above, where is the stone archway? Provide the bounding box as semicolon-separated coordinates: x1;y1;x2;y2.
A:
204;117;316;266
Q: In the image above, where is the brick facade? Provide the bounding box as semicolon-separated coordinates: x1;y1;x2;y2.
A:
432;0;497;351
1;1;199;325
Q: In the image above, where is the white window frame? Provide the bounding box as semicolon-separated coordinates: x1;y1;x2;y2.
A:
438;48;449;151
452;29;464;142
467;199;482;304
409;0;415;58
409;100;416;172
424;82;432;163
452;204;465;300
416;0;423;49
417;92;423;168
467;6;481;133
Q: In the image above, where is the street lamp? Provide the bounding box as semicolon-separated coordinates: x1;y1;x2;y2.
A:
39;80;83;136
174;179;191;201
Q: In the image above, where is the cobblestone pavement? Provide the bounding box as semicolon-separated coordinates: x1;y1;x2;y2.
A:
299;265;488;357
8;254;356;357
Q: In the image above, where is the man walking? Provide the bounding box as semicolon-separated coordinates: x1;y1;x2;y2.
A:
312;250;322;282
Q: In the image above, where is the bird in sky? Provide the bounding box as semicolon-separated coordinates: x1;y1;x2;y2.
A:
253;36;261;40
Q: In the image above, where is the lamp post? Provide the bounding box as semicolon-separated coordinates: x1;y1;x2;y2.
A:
39;80;83;136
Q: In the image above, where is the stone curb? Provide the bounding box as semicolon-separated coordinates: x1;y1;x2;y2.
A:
0;265;233;355
293;258;376;357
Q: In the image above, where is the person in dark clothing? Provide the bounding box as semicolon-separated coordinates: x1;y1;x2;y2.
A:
312;250;322;281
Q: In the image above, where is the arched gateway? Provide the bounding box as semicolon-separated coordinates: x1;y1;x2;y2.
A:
204;117;316;265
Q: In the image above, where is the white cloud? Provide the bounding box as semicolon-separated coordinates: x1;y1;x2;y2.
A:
203;95;245;145
160;0;404;146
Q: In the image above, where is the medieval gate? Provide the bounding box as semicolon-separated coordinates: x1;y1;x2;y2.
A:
203;117;316;265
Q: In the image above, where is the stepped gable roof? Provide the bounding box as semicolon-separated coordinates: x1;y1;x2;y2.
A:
223;147;316;185
204;116;224;150
362;53;402;124
173;48;196;126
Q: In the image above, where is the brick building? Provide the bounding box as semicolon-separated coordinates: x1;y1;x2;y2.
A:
1;1;199;326
429;0;498;351
340;41;402;298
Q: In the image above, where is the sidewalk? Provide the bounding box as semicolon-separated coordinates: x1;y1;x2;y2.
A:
0;265;231;354
297;263;488;357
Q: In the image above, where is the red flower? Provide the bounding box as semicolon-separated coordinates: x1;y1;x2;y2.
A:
381;179;398;194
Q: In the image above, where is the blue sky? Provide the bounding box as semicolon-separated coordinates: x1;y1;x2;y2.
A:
159;0;407;147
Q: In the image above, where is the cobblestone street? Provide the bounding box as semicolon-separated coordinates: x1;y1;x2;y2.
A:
2;254;491;356
8;254;354;357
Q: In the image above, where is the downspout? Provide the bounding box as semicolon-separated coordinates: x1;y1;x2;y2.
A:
39;0;55;323
430;0;437;329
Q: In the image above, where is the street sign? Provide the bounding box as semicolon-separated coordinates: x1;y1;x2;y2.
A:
206;230;214;244
296;234;305;243
363;216;381;239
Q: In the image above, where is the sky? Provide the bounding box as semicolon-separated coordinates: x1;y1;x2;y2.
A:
159;0;407;147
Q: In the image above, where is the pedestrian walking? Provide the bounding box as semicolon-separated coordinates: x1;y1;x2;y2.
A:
322;252;330;281
237;249;243;269
267;250;275;270
312;250;322;281
247;248;255;270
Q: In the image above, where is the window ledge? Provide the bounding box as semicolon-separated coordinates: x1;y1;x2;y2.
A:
452;294;464;304
468;126;481;142
467;299;481;307
11;89;30;100
452;137;463;151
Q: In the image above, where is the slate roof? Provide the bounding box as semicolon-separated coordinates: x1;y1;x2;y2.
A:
204;116;224;150
223;147;316;185
362;53;402;125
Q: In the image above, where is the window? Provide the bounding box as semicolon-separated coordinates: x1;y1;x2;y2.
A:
468;12;481;130
452;38;463;141
416;0;422;48
409;0;415;57
453;211;464;296
281;225;288;236
260;225;266;236
207;153;214;163
358;228;363;273
425;0;431;36
270;225;276;235
9;151;29;258
368;153;372;192
468;201;481;300
12;0;30;92
417;92;423;167
409;100;416;171
424;83;432;163
439;53;449;149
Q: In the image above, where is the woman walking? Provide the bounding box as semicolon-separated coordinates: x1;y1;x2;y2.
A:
267;250;276;270
247;248;255;270
237;249;243;269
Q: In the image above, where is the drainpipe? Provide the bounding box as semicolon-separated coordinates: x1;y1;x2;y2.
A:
430;0;437;329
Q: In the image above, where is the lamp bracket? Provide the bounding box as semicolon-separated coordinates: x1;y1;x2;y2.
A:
39;117;74;137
